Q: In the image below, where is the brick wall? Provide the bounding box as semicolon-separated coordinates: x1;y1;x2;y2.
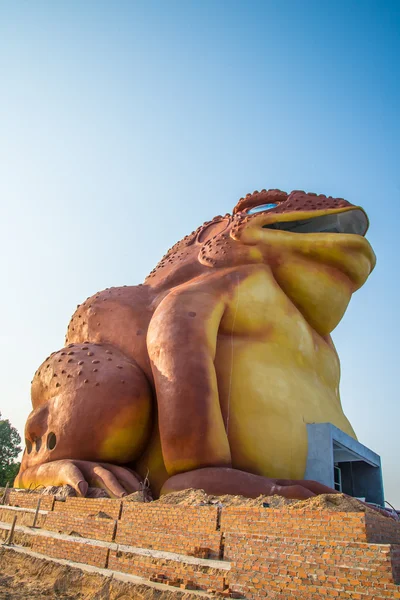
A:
365;511;400;544
116;504;222;558
392;544;400;583
221;507;400;544
115;522;222;558
44;511;116;542
120;504;219;532
108;549;228;591
3;490;400;599
31;535;109;568
224;533;396;574
53;496;122;520
0;506;46;528
8;491;54;511
225;533;400;599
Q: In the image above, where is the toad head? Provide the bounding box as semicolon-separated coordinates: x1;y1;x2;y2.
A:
147;189;376;336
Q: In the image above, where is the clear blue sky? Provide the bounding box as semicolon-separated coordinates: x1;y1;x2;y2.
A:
0;1;399;505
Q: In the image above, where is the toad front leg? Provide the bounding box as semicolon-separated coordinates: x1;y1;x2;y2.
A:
147;284;232;474
147;277;335;500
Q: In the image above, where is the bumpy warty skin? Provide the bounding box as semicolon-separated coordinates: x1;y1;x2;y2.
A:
15;189;376;499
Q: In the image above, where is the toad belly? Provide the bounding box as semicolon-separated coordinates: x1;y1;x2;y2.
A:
214;336;356;480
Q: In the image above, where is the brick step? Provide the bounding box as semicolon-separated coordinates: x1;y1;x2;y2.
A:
225;533;400;585
44;510;116;542
120;503;219;534
109;544;230;592
115;521;222;559
45;509;223;558
266;586;399;600
225;533;400;599
281;582;400;600
291;558;397;586
254;562;399;591
232;556;398;587
0;505;47;528
2;545;214;598
225;533;397;571
3;491;400;600
260;550;395;577
0;520;231;594
221;508;400;545
231;572;400;599
52;496;122;519
7;491;55;511
238;544;398;582
229;561;400;598
0;522;111;568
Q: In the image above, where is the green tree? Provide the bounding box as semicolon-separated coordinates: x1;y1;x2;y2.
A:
0;413;22;486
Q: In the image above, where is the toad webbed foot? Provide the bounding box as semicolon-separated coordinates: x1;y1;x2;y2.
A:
15;460;143;498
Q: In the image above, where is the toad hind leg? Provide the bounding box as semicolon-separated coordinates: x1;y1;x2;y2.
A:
161;468;338;500
15;342;152;497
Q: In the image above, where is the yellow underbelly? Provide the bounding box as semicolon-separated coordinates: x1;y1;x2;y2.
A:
214;336;355;480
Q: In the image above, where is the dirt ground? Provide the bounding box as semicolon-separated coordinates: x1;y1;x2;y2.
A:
155;488;372;511
0;574;77;600
0;549;83;600
35;485;380;513
0;548;206;600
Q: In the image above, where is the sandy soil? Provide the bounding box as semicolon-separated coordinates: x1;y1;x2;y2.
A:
155;488;370;511
5;485;394;520
0;548;204;600
0;550;83;600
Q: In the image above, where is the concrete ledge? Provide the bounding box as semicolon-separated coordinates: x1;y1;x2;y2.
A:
0;505;48;515
116;542;230;569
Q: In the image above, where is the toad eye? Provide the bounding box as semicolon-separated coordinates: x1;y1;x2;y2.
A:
247;203;277;214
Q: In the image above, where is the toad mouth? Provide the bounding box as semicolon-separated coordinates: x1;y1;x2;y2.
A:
262;209;368;236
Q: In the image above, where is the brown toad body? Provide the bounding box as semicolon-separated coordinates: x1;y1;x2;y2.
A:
15;189;375;499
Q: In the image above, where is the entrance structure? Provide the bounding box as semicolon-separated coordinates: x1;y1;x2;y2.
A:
305;423;384;506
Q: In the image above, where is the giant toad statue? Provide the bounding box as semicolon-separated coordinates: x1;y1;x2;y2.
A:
15;189;376;499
